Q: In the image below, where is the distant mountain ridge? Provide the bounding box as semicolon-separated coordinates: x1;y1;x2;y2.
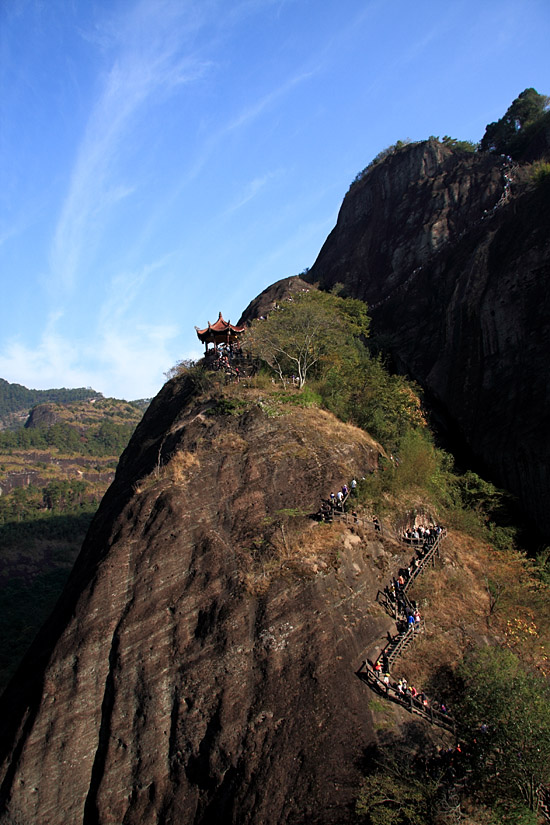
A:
0;378;103;429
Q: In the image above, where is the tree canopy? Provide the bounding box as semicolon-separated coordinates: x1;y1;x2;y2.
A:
480;88;549;155
455;646;550;816
0;378;102;421
245;289;370;388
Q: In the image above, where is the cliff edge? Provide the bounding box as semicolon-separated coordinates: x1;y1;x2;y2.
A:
303;139;550;536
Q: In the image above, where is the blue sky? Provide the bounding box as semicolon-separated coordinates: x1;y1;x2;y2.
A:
1;0;548;400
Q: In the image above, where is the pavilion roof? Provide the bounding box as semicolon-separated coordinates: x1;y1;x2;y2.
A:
195;312;246;342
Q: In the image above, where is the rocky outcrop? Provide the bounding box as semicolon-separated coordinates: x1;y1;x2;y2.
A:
25;403;64;429
302;140;550;536
238;275;314;326
0;375;403;825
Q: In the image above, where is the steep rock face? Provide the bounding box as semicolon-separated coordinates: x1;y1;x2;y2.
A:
0;376;400;825
25;403;63;429
303;140;550;536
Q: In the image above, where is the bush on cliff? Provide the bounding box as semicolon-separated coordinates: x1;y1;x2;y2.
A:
320;353;424;453
532;160;550;184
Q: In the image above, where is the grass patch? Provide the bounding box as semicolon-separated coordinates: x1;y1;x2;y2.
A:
368;697;389;713
531;160;550;184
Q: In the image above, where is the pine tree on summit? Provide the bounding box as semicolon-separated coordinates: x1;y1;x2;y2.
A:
480;87;549;155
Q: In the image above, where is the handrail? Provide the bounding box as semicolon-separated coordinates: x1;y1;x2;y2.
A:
332;509;382;533
538;786;550;823
385;620;425;668
377;536;442;620
402;534;441;595
357;662;455;733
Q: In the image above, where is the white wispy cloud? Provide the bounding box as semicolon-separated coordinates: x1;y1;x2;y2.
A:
0;309;180;400
98;255;175;327
0;248;184;398
0;312;94;392
90;322;180;399
50;0;212;292
223;171;281;215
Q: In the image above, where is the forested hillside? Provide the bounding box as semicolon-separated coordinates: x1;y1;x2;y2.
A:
0;378;103;429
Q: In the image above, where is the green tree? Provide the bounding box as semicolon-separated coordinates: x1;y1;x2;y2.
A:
356;771;436;825
320;352;422;451
456;647;550;815
245;290;369;388
480;88;549;154
441;135;478;152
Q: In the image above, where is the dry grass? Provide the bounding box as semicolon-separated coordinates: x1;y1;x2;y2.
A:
241;518;348;594
165;449;200;484
395;530;550;691
210;432;248;453
133;448;201;493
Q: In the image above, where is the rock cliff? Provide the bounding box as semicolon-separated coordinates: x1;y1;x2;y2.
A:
301;140;550;536
0;375;407;825
25;403;64;429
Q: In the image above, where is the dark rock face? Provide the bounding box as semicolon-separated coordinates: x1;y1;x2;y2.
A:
25;403;63;429
238;275;314;326
304;140;550;536
0;376;396;824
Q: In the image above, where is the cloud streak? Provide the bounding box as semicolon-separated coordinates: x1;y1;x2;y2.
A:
223;171;281;215
50;0;211;292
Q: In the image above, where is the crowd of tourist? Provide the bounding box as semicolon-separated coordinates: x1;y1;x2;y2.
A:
206;344;248;380
318;478;357;521
402;523;444;544
373;664;449;714
364;521;451;723
317;475;451;724
367;658;451;724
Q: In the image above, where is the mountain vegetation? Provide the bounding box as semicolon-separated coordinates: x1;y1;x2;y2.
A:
236;287;550;823
245;289;422;452
245;289;370;389
0;378;103;429
350;87;549;191
480;87;550;157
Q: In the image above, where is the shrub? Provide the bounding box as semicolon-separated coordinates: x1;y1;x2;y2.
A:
532;160;550;184
455;647;550;815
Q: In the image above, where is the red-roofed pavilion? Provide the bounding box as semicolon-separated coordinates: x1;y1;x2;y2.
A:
195;312;246;353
